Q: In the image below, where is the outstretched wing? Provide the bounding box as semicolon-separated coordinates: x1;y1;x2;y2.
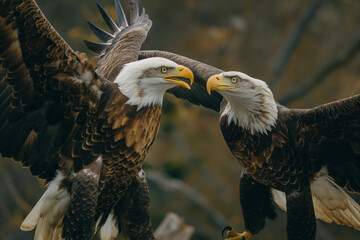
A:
291;94;360;193
0;0;113;182
85;0;152;81
85;1;223;111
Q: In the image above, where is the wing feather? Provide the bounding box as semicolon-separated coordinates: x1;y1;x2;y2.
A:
96;6;152;81
95;2;119;34
290;94;360;192
272;168;360;229
0;0;114;182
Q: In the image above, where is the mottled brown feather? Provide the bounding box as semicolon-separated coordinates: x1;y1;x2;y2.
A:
220;95;360;193
290;94;360;192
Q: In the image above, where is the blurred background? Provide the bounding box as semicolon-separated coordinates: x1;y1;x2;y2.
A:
0;0;359;239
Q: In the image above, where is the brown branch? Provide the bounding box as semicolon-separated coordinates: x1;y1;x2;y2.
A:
268;0;329;87
279;38;360;105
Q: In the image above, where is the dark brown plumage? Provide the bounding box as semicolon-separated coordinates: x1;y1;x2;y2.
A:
205;72;360;240
133;48;360;239
0;0;194;239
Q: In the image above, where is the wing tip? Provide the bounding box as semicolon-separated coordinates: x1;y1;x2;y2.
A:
87;21;114;42
114;0;129;27
20;223;36;231
84;40;110;54
85;0;151;53
95;1;119;34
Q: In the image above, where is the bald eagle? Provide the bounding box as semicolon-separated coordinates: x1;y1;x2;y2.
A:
206;72;360;240
0;0;195;239
86;6;360;237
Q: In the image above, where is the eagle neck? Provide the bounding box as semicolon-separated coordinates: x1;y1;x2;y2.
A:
220;90;278;135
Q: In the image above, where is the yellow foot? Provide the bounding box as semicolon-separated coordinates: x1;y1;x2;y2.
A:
222;226;252;240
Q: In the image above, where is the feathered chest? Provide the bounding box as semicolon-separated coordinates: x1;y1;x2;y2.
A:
85;92;163;215
76;90;162;176
103;93;162;161
220;120;271;166
220;116;293;187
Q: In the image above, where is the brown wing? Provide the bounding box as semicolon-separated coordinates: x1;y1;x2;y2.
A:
95;12;152;81
139;50;224;112
0;0;114;182
85;0;152;81
290;94;360;192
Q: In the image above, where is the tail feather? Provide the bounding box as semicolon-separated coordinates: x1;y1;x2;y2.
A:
20;192;46;231
50;221;64;240
272;168;360;230
20;171;70;239
99;212;119;240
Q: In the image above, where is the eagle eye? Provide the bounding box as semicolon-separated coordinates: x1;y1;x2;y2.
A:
160;67;168;74
230;76;239;84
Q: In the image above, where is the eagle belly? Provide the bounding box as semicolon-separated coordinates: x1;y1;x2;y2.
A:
220;118;306;191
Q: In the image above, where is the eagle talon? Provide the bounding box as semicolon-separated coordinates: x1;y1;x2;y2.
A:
221;227;252;240
222;226;233;238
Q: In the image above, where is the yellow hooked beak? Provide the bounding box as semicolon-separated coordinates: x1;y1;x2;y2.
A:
206;74;236;94
163;65;194;89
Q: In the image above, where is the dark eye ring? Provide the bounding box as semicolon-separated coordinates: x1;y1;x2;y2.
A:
160;67;168;73
230;76;238;83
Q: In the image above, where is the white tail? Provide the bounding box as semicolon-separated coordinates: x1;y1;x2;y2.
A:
21;171;70;240
99;212;119;240
272;167;360;230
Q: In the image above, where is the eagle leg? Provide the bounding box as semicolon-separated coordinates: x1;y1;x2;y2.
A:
238;171;277;236
285;184;316;240
62;163;101;240
112;170;156;240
